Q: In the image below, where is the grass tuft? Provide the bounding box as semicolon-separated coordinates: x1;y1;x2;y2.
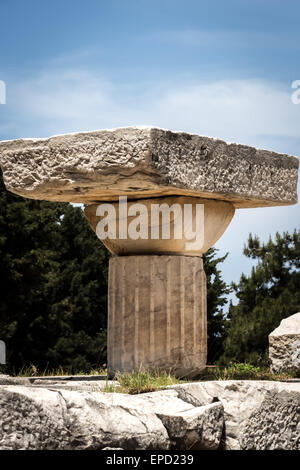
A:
196;362;299;381
7;364;107;377
2;362;298;393
103;368;183;394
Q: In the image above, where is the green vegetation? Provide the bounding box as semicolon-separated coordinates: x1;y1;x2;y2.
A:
103;369;183;394
3;364;107;377
0;171;109;374
220;230;300;366
197;363;299;381
102;364;298;394
1;362;297;393
203;248;231;363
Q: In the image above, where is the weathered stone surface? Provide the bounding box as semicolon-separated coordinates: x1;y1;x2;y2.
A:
84;196;235;256
157;402;224;450
0;374;31;386
0;127;298;208
240;390;300;450
0;386;72;450
0;379;299;450
108;255;207;378
102;447;124;450
0;386;166;450
1;374;114;391
0;385;223;450
269;313;300;373
169;380;300;450
26;379;117;392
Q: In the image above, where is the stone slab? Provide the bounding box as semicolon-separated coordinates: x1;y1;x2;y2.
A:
0;126;298;208
168;380;300;450
0;385;223;450
269;312;300;373
0;379;299;450
157;402;224;450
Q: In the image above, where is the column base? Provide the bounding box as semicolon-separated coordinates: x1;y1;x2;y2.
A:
107;255;207;378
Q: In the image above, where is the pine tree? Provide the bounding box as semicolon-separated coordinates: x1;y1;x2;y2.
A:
44;203;110;372
219;230;300;366
0;170;109;373
203;248;231;363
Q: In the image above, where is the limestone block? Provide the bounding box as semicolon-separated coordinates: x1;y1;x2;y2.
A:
107;255;207;377
84;196;235;256
0;127;298;207
0;385;223;450
0;375;31;386
269;312;300;373
168;380;300;450
157;402;224;450
0;386;170;450
1;380;299;450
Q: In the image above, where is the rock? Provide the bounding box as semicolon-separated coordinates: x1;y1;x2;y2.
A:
157;402;224;450
0;374;31;386
170;381;217;407
1;380;299;450
0;127;298;208
102;447;124;450
169;380;300;450
240;390;300;450
269;312;300;373
27;375;117;392
0;386;167;450
0;386;71;449
0;386;223;450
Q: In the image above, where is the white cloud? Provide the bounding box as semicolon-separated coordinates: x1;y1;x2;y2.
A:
9;71;300;147
12;69;119;134
150;29;300;51
153;80;300;144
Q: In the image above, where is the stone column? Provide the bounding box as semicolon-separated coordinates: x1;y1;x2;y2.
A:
85;195;235;377
108;255;207;377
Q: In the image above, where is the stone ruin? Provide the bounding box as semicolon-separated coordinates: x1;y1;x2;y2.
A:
269;312;300;373
0;126;298;377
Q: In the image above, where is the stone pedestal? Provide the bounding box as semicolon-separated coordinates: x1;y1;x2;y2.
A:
84;195;235;377
108;255;206;378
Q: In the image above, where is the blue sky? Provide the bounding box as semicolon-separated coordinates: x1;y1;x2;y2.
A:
0;0;299;302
